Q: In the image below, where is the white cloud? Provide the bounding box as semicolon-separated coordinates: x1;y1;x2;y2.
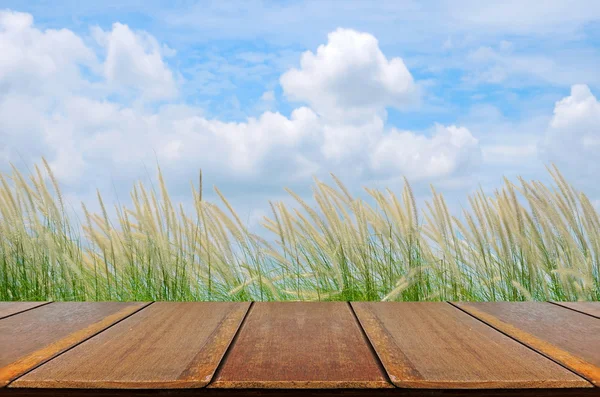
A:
280;28;419;121
539;84;600;179
152;0;600;97
0;10;98;176
0;10;97;97
38;96;320;183
320;115;384;161
371;124;481;180
0;11;480;209
175;106;319;173
278;27;476;176
92;22;177;101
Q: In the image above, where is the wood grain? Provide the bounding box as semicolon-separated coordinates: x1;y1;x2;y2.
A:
11;302;250;389
352;302;591;389
0;302;148;387
3;386;600;397
454;302;600;386
551;302;600;319
209;302;392;389
0;302;50;320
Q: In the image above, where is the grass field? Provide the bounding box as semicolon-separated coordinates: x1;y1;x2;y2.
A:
0;158;598;302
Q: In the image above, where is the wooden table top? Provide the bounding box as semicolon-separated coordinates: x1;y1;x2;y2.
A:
0;301;598;397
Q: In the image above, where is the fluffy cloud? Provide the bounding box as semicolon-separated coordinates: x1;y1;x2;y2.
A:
92;23;177;101
320;115;385;161
163;106;320;174
277;27;481;178
539;84;600;180
0;10;97;97
371;124;481;180
280;28;419;121
0;10;480;205
43;98;319;183
0;10;97;170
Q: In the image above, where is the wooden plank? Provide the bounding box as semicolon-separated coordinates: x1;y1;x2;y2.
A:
209;302;392;389
352;302;591;389
0;302;50;320
11;302;250;389
0;302;148;387
552;302;600;319
3;387;600;397
454;302;600;386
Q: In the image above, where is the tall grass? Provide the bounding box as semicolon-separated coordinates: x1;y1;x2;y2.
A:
0;159;598;302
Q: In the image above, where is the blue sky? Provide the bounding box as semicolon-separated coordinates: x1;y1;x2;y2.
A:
1;0;599;230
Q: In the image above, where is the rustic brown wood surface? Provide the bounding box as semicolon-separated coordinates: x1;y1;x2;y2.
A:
453;302;600;387
552;302;600;319
0;302;148;387
0;303;50;320
351;302;590;389
1;301;599;396
209;302;392;389
11;302;250;389
2;387;600;397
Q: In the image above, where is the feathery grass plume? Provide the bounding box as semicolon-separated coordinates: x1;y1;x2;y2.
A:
0;162;90;300
1;158;599;302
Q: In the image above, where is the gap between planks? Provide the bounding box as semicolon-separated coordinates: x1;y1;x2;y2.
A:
3;301;597;392
206;301;256;386
547;301;600;320
447;301;597;388
0;302;53;321
346;302;394;387
4;302;155;388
